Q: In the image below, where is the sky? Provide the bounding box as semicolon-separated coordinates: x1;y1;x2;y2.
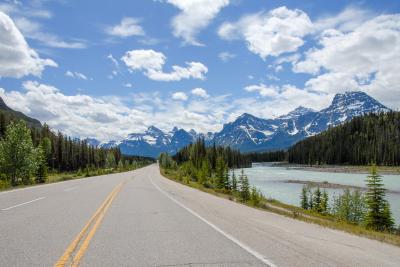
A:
0;0;399;142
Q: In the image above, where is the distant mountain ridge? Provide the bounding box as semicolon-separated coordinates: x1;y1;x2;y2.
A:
99;91;390;157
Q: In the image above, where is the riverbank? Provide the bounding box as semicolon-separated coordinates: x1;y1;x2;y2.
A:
269;162;400;175
161;167;400;247
282;179;400;194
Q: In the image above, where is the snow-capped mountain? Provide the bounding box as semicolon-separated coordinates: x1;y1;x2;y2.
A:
101;91;390;157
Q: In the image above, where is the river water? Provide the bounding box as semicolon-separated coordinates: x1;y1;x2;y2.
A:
237;163;400;225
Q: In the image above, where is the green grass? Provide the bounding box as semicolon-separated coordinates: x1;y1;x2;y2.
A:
0;165;151;192
161;167;400;247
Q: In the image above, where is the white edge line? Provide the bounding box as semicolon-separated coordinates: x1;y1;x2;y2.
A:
2;197;46;211
150;178;277;267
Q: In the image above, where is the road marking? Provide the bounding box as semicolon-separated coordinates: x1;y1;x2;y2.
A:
64;187;76;192
2;197;46;211
150;178;277;267
54;181;124;267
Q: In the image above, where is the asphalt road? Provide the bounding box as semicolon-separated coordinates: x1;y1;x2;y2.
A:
0;164;399;267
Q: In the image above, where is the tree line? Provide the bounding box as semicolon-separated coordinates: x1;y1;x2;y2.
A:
288;111;400;166
300;165;395;232
159;139;263;205
0;118;152;188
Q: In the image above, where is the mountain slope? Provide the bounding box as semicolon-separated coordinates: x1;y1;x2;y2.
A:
288;111;400;165
102;91;390;157
0;97;42;129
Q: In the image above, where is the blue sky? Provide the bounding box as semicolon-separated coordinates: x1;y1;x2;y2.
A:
0;0;399;141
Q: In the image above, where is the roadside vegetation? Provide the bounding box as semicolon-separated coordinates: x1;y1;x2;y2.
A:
159;140;400;246
0;120;153;191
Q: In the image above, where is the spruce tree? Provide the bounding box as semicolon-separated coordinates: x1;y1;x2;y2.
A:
300;186;309;210
239;169;250;202
364;165;393;231
313;187;323;213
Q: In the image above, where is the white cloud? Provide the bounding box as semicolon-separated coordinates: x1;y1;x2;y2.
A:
124;83;133;88
0;81;337;141
314;6;374;32
121;49;208;81
191;87;209;98
65;71;88;80
218;6;313;59
0;11;57;78
218;51;236;62
106;17;144;38
172;91;188;101
244;84;279;98
167;0;230;46
294;14;400;108
14;17;86;49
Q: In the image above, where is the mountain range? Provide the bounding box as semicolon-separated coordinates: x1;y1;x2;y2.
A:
97;91;390;158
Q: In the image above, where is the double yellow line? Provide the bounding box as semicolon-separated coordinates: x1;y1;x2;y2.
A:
54;181;125;267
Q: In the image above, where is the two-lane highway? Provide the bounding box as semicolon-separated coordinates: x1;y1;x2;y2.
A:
1;164;399;266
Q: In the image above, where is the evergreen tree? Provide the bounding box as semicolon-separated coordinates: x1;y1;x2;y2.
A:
382;201;395;232
364;165;393;231
300;186;309;210
321;190;329;214
239;169;250;201
313;187;323;212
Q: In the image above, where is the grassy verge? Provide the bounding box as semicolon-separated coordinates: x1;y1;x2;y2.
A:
0;164;151;192
161;167;400;247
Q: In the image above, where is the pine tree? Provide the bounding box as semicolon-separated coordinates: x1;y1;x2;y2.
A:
382;201;395;232
313;187;323;212
300;186;309;210
364;165;393;231
321;190;329;213
239;169;250;202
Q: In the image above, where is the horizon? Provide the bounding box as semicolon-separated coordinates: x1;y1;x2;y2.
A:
0;0;399;141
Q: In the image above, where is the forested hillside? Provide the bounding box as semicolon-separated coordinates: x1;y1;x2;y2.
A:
0;98;152;188
288;112;400;165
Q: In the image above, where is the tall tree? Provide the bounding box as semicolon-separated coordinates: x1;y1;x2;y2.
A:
300;186;309;210
0;121;37;185
364;165;393;231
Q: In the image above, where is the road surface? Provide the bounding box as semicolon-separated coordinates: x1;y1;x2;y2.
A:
0;164;399;266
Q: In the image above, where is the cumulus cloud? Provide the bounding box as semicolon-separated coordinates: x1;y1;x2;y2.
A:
105;17;144;38
244;84;279;98
65;71;88;80
294;14;400;108
167;0;230;45
218;6;313;59
191;87;209;98
0;11;57;78
121;49;208;81
172;91;188;101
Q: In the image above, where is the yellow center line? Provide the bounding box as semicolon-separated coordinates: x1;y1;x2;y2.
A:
54;181;125;267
